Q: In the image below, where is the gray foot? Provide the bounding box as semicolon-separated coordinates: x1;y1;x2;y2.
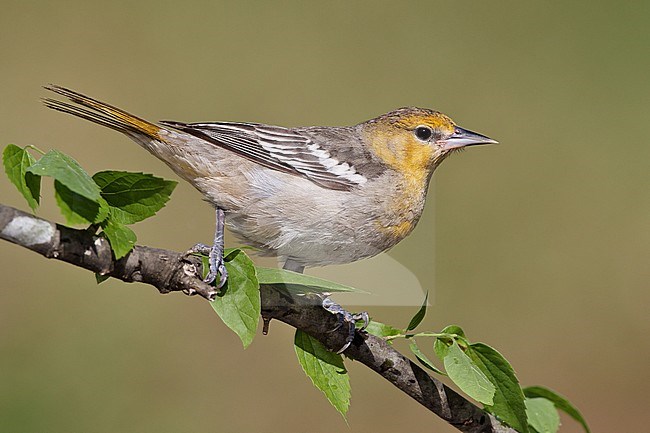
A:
322;297;369;354
188;207;228;289
189;242;228;288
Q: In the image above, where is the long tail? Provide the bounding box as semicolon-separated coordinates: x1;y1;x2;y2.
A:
42;84;162;141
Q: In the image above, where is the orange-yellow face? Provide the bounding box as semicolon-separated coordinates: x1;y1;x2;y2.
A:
362;107;497;240
361;107;496;187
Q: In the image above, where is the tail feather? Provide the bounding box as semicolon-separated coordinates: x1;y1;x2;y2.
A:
42;97;140;135
43;85;161;140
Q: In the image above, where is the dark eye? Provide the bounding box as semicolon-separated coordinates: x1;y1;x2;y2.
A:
415;126;433;141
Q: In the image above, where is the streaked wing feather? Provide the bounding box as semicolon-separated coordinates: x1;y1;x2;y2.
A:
159;121;366;190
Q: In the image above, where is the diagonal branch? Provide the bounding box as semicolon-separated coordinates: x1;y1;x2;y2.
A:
0;202;517;433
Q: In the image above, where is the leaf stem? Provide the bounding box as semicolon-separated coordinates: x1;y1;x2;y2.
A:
385;332;460;342
25;144;46;155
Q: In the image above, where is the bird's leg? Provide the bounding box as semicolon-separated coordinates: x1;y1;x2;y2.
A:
190;207;228;288
283;258;368;354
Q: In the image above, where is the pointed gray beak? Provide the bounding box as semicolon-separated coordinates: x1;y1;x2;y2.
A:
441;126;498;150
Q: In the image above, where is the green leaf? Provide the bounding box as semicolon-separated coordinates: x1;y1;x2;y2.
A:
210;249;260;348
524;386;590;433
433;325;467;360
3;144;41;211
256;267;366;294
443;341;495;405
102;220;137;259
27;149;102;201
467;343;529;433
223;248;241;260
406;291;428;331
526;398;560;433
409;339;445;375
95;273;111;284
93;171;177;224
294;330;350;418
363;320;402;338
54;180;109;225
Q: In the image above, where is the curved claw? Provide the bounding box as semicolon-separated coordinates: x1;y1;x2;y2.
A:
203;269;218;285
354;311;370;331
336;340;353;354
216;261;228;288
203;257;228;288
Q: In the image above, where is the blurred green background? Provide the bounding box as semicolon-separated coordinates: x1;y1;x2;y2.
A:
1;1;648;432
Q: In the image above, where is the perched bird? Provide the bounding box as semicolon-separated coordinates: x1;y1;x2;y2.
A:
43;85;496;348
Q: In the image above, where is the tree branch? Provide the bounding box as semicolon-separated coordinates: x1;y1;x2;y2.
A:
0;202;516;433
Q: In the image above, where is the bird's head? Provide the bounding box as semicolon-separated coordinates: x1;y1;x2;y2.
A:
360;107;497;183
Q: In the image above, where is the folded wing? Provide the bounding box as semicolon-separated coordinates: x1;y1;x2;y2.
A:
160;121;368;191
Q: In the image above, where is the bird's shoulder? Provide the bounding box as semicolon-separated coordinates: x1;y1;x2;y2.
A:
292;125;388;180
